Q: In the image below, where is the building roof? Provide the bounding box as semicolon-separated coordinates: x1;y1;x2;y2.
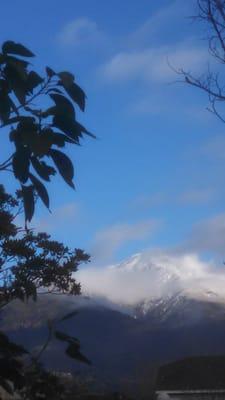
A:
155;356;225;390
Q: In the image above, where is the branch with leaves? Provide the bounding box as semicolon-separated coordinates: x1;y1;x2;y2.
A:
0;40;95;224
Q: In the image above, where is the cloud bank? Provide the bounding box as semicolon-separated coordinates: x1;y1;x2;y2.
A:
77;251;225;306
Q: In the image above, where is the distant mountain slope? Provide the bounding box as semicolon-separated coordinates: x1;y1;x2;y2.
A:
2;252;225;392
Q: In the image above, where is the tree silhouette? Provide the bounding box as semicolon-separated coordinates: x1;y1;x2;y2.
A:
0;184;91;398
0;41;94;398
0;40;95;225
179;0;225;123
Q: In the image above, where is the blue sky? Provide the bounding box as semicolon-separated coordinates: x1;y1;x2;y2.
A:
1;0;225;266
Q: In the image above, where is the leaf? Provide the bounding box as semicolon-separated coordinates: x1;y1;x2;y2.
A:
21;185;34;222
60;310;78;322
49;149;74;188
0;92;11;123
49;93;75;119
4;63;27;104
29;173;49;209
52;115;81;142
58;71;74;86
6;55;29;68
66;344;91;365
52;132;77;146
2;41;34;57
5;116;35;127
64;82;86;112
75;121;96;139
41;129;76;147
31;157;56;181
46;66;55;78
27;71;43;93
54;330;91;364
54;330;75;342
12;148;30;183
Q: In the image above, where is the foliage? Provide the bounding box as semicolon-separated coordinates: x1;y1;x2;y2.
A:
0;40;95;224
0;185;90;305
0;184;91;397
180;0;225;123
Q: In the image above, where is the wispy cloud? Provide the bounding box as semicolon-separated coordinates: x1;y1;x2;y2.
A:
100;44;207;84
58;17;105;47
91;219;161;263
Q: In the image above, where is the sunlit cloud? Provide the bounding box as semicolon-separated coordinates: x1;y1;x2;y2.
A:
100;44;207;84
77;251;225;306
58;17;105;47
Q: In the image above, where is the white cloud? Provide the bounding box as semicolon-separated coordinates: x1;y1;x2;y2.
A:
100;44;207;84
91;219;161;263
77;250;225;305
58;17;104;47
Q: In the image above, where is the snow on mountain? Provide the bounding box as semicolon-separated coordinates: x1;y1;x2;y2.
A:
78;251;225;323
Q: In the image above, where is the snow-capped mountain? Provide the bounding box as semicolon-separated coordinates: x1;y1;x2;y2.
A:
79;251;225;325
4;252;225;392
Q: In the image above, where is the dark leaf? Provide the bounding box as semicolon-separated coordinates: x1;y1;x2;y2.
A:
2;41;34;57
41;130;76;147
58;71;74;86
50;93;75;118
41;106;57;118
6;55;29;68
12;148;30;183
29;173;49;209
66;344;91;365
21;185;34;222
0;53;6;64
4;63;27;104
60;310;78;322
64;82;86;111
52;115;81;142
49;149;74;188
75;121;96;139
54;330;91;364
54;330;75;343
31;157;56;181
46;66;55;78
0;92;11;123
27;71;43;93
51;132;77;146
4;116;35;127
